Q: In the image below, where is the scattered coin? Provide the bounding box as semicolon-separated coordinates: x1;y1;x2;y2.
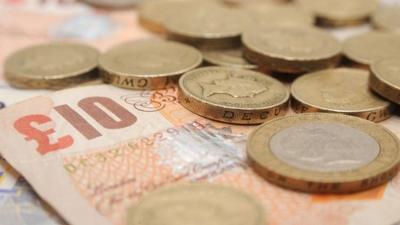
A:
178;66;289;124
202;47;258;70
343;32;400;68
81;0;144;8
138;0;221;34
291;68;392;122
370;58;400;105
247;113;400;193
371;6;400;32
242;26;341;74
296;0;378;27
244;4;315;27
165;5;246;49
127;183;266;225
4;42;99;89
100;39;202;90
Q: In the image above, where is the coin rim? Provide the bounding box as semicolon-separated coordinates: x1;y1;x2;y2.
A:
290;68;392;113
179;66;290;110
369;57;400;104
247;113;400;189
98;39;203;78
242;25;342;61
127;183;266;225
343;32;400;66
4;42;99;80
202;48;259;70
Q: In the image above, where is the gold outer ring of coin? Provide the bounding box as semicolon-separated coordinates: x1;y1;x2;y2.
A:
4;42;99;90
247;113;400;193
178;66;290;125
99;39;203;90
291;68;393;122
370;58;400;105
127;183;266;225
242;26;342;74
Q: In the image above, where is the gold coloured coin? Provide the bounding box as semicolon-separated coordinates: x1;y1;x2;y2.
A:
371;6;400;32
127;183;266;225
296;0;378;27
242;26;341;74
99;39;202;90
138;0;220;34
247;113;400;193
343;32;400;67
4;42;99;89
244;4;315;27
370;58;400;105
291;68;392;122
178;66;289;124
202;47;258;70
165;5;246;49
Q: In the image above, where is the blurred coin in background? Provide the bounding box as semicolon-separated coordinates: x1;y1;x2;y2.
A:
243;4;315;28
202;47;258;70
4;42;99;90
127;184;266;225
343;32;400;68
371;6;400;32
165;4;246;49
100;39;202;90
370;58;400;105
291;68;393;122
138;0;222;34
296;0;378;27
242;26;341;74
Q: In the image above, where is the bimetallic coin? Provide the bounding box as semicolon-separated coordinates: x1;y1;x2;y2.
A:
165;5;246;49
291;68;392;122
372;6;400;32
247;113;400;193
127;183;266;225
343;32;400;67
296;0;378;27
202;47;258;70
100;39;202;90
178;66;289;124
138;0;221;34
242;26;341;74
4;42;99;89
370;58;400;105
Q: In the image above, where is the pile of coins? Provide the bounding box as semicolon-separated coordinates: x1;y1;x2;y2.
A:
4;0;400;197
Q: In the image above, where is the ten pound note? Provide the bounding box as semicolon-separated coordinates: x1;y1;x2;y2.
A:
2;84;400;225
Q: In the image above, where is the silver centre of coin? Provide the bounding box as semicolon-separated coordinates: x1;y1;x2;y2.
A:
269;122;380;172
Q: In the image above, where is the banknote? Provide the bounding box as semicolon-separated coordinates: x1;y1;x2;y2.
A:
0;1;153;224
0;157;66;225
0;84;400;225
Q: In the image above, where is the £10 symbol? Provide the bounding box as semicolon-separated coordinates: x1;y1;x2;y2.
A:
13;97;137;155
